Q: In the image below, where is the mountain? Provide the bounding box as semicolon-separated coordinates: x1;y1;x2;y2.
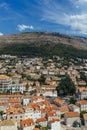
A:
0;32;87;58
0;32;87;49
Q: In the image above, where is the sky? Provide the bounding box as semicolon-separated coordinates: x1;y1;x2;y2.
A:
0;0;87;36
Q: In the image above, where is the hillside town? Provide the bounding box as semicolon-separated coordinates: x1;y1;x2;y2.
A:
0;55;87;130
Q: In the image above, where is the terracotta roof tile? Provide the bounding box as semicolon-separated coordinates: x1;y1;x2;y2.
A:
37;118;47;122
34;128;40;130
60;106;69;112
77;100;87;105
21;118;34;128
50;118;60;123
54;98;65;105
66;112;79;118
0;75;10;79
47;111;57;117
8;99;21;103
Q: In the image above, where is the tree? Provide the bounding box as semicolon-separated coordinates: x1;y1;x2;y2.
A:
70;97;77;104
56;75;76;96
80;111;87;118
73;121;80;127
80;72;87;84
35;124;41;129
0;111;3;116
26;83;29;91
30;90;36;95
38;75;46;84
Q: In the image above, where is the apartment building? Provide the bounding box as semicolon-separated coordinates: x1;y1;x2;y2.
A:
76;100;87;111
0;75;12;91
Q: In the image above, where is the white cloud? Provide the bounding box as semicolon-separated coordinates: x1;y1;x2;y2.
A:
17;24;34;31
41;0;87;35
72;0;87;9
70;14;87;34
70;0;87;4
78;0;87;3
0;2;9;10
0;32;4;36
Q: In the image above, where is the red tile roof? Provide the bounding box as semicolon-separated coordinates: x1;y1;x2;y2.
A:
47;111;56;117
77;100;87;105
50;118;60;123
37;118;47;122
54;98;65;105
66;112;79;118
60;106;69;112
21;118;34;128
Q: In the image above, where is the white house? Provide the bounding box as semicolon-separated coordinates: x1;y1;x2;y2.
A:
0;119;17;130
76;100;87;112
69;104;80;113
48;119;61;130
37;118;47;127
9;84;23;94
65;112;80;126
24;105;41;122
21;118;35;130
23;96;32;106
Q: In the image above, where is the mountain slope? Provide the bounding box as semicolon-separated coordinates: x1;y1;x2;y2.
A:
0;32;87;58
0;32;87;49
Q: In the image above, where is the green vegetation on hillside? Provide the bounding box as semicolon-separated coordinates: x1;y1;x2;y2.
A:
1;43;87;58
56;75;76;96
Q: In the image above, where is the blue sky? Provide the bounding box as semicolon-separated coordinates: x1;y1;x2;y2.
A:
0;0;87;36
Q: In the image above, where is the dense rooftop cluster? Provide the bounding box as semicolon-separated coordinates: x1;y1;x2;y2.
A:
0;55;87;129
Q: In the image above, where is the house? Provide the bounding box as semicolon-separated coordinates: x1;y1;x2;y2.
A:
0;94;23;102
6;105;25;127
34;128;40;130
32;96;45;103
30;108;41;122
37;89;57;97
0;119;17;130
77;87;87;100
0;75;12;91
24;103;41;122
21;118;35;130
9;84;23;94
35;81;40;87
59;69;66;76
23;95;32;106
54;98;66;107
0;102;8;111
42;70;48;75
8;99;21;105
83;113;87;127
64;112;80;126
37;118;47;127
37;101;46;109
50;104;60;119
48;118;61;130
46;111;57;121
59;106;69;115
11;74;21;84
78;80;86;86
69;104;80;113
40;108;46;118
48;71;55;75
24;105;34;120
76;100;87;111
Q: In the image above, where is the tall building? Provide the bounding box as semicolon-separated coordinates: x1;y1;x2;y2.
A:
0;75;12;91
